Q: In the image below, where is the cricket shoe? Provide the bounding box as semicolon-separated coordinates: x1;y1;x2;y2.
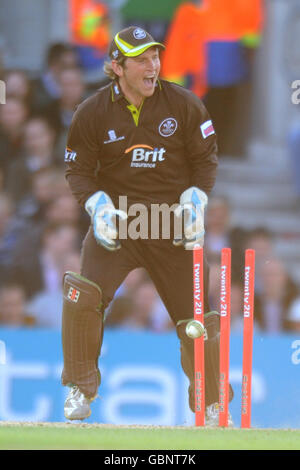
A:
205;403;234;427
64;385;96;421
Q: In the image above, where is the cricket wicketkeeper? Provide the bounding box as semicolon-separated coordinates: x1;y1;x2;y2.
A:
62;26;233;424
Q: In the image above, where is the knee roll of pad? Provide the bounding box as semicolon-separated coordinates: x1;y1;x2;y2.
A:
63;271;103;314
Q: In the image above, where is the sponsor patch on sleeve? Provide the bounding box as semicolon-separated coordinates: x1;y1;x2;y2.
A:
64;147;77;162
200;120;215;139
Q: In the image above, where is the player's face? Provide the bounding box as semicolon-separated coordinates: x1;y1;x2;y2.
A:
118;47;160;107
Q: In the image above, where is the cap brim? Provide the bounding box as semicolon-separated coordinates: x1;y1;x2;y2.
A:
117;41;165;58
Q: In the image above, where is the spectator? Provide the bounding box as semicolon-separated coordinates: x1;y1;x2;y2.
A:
205;196;231;254
230;281;260;333
0;169;73;278
7;116;60;203
105;296;135;328
46;167;72;197
12;222;80;298
230;281;245;332
17;166;75;221
0;193;21;282
208;261;260;333
27;167;68;218
254;257;299;333
45;67;86;157
8;190;87;256
0;283;34;326
105;268;149;325
246;227;274;295
4;69;34;110
17;168;62;227
113;267;149;299
208;254;221;312
31;42;80;111
127;280;165;330
0;192;14;238
44;193;88;241
205;195;247;282
0;97;29;184
115;280;171;331
246;227;274;259
23;167;72;219
106;269;171;331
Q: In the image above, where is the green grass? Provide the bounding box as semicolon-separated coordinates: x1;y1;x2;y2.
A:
0;423;300;450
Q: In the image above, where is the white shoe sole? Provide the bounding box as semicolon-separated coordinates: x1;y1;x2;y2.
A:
64;408;91;421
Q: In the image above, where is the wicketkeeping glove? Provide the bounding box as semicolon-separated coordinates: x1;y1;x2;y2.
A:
85;191;128;251
173;186;208;250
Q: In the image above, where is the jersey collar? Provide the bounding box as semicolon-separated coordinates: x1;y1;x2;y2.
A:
111;81;123;102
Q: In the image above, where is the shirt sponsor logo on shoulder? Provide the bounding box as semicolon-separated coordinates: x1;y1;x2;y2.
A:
159;118;178;137
200;120;215;139
104;129;125;144
65;147;77;162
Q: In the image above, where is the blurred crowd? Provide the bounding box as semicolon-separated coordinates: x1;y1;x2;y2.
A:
0;0;299;334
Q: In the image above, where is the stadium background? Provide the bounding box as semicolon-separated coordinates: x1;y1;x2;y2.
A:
0;0;300;429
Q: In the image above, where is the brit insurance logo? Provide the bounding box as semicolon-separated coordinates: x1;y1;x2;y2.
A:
133;28;146;40
125;144;166;168
159;118;178;137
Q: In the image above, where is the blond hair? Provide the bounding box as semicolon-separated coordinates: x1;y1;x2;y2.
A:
103;56;126;80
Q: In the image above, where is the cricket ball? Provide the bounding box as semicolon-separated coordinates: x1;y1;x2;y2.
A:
185;320;205;339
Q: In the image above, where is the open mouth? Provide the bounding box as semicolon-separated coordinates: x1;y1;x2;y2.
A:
143;77;155;87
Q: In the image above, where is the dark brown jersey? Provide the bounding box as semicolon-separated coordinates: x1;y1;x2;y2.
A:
65;79;218;208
